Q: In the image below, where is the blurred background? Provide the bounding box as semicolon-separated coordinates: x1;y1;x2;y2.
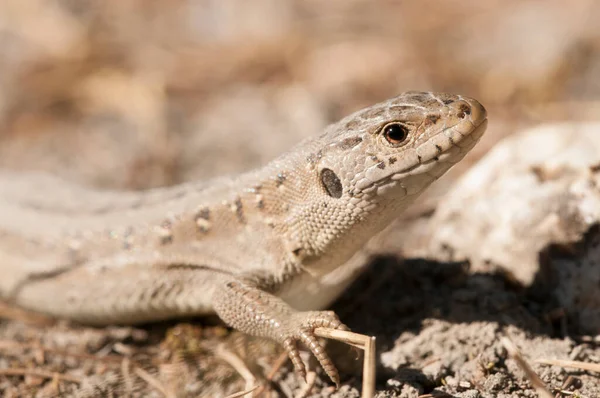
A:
1;0;599;190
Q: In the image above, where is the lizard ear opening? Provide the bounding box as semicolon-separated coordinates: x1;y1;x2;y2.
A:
320;168;343;198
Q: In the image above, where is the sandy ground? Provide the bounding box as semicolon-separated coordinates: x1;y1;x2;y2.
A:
0;1;599;396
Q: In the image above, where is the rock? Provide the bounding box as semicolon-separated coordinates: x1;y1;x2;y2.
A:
421;123;600;333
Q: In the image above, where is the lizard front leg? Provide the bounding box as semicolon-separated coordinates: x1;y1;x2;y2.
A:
212;277;348;386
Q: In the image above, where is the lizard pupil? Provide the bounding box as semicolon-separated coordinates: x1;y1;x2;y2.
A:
383;123;408;145
320;168;343;198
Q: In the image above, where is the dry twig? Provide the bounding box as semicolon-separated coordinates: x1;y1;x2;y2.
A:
134;367;175;398
217;344;258;397
501;337;553;398
0;368;81;384
315;328;376;398
536;358;600;373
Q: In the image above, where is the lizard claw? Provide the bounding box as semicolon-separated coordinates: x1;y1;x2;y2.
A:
282;310;349;386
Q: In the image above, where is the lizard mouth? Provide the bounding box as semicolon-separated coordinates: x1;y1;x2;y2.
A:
393;117;488;176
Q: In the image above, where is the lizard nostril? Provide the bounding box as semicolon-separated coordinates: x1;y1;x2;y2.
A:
457;103;471;119
320;168;343;198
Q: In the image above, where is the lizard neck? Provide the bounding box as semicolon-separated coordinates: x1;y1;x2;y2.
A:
247;149;422;278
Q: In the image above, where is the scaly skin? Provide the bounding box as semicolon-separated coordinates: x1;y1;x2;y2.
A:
0;91;487;385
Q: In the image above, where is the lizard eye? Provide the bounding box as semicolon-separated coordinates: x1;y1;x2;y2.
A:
383;123;409;146
320;168;343;198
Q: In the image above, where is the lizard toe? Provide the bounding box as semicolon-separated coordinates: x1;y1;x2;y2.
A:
282;338;307;381
298;328;340;386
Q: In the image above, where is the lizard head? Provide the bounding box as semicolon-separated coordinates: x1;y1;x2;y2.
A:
293;91;487;266
313;91;487;207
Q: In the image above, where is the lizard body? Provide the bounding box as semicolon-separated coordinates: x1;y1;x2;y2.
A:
0;91;487;384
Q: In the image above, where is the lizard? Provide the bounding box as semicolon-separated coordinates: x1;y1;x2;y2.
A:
0;91;487;386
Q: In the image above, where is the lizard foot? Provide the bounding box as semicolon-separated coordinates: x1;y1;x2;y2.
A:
211;280;348;386
281;310;348;386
